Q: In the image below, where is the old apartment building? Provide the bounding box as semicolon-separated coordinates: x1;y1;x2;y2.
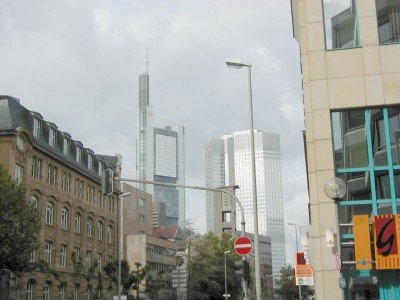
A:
0;96;120;299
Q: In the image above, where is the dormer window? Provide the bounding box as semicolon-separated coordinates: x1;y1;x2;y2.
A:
49;128;56;148
98;160;103;176
88;154;93;170
63;138;70;156
76;146;82;163
33;118;41;138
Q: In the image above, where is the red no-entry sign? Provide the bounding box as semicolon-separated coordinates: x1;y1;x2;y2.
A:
234;236;253;256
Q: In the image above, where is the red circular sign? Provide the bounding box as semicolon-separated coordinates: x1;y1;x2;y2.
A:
335;252;342;272
234;236;253;256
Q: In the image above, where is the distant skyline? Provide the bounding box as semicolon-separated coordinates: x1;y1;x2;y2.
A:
0;0;308;264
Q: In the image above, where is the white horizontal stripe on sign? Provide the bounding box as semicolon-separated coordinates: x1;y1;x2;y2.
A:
235;244;252;249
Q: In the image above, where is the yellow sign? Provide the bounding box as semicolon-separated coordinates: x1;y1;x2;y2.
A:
354;215;372;270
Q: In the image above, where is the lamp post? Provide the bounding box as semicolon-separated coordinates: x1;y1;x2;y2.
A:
224;250;230;300
226;59;261;300
288;222;301;300
118;192;131;300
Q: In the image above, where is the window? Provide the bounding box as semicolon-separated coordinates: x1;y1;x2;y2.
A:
74;213;81;234
139;197;145;207
30;195;39;211
107;289;112;300
87;186;94;203
45;241;52;264
61;208;68;230
108;197;115;213
63;138;70;156
33;117;41;138
99;191;104;208
322;0;360;49
79;181;84;199
46;202;54;225
73;286;79;300
98;222;103;241
47;164;58;186
26;281;34;300
139;214;145;224
43;283;50;300
98;160;103;176
58;286;65;300
61;172;71;193
87;217;93;237
30;239;36;262
60;245;67;267
107;225;112;244
88;154;93;170
15;164;24;184
49;128;56;148
76;146;82;163
17;135;26;151
85;287;90;300
31;156;42;179
86;251;92;270
222;211;231;222
97;253;102;272
376;0;400;44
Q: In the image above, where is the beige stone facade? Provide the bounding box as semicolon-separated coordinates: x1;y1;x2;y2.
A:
291;0;400;299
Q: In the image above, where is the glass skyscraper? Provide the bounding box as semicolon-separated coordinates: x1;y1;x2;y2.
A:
137;72;185;226
205;129;286;276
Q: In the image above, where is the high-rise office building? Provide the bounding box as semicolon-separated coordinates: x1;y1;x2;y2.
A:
205;129;286;276
137;72;185;227
290;0;400;298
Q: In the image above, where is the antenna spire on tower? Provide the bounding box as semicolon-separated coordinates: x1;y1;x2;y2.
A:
146;46;149;74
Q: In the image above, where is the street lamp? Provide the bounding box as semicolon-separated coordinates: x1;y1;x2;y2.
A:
224;250;230;300
226;59;261;300
288;222;301;300
118;192;131;300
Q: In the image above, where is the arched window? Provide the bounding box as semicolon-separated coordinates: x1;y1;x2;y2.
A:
61;208;68;230
107;225;112;244
30;196;39;211
45;202;54;225
58;285;65;300
43;283;50;300
85;287;91;300
74;213;81;234
86;217;93;237
98;221;103;241
26;280;34;300
73;285;79;300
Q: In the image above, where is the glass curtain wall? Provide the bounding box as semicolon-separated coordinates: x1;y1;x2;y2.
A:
322;0;361;49
332;107;400;299
376;0;400;44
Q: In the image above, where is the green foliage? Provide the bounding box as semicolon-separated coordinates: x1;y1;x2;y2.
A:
274;264;314;300
188;232;241;299
0;163;40;273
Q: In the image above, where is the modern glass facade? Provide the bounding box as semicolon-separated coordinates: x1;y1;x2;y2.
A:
332;106;400;299
205;130;286;276
136;73;185;227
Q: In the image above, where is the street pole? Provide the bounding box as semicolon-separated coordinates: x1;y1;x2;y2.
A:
289;223;301;300
224;250;230;300
226;60;261;300
118;192;131;300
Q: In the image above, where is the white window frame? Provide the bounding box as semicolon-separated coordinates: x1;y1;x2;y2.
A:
33;117;41;138
74;213;81;234
97;253;102;272
107;225;112;244
88;154;93;170
43;283;50;300
139;214;145;224
61;208;68;230
85;288;90;300
139;198;145;207
76;146;82;163
87;218;93;237
98;160;103;176
86;251;92;270
45;241;52;264
26;281;34;300
49;128;56;148
98;222;103;241
14;164;24;184
59;285;65;300
63;138;69;156
45;202;54;225
60;245;67;267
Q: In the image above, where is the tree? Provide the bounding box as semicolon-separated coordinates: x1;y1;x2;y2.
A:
188;232;241;299
104;259;131;294
145;269;169;300
0;163;41;298
274;264;314;300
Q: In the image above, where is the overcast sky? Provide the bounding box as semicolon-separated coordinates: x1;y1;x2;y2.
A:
0;0;308;264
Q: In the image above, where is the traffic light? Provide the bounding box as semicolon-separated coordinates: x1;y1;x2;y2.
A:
101;169;113;195
235;260;250;283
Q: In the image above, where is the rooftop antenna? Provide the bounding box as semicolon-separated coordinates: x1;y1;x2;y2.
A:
146;46;149;74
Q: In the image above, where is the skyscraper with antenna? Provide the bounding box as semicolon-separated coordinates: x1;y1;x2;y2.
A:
136;50;185;226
